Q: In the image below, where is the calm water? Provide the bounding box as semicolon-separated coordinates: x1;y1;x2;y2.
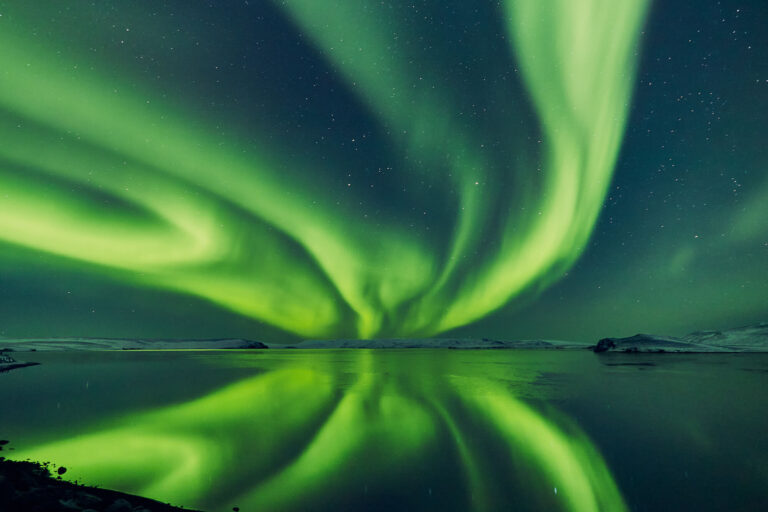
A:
3;350;768;511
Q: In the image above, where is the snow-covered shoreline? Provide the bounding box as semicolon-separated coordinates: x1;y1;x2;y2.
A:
595;323;768;353
1;323;766;353
0;338;267;352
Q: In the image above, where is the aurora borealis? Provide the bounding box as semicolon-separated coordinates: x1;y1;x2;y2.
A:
3;4;768;511
1;0;767;341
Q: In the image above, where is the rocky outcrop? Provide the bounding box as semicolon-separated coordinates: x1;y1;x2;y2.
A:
0;352;40;373
0;456;202;512
593;338;616;353
594;323;768;353
237;340;268;349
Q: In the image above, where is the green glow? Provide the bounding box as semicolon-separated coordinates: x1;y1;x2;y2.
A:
453;376;627;511
435;0;651;332
14;367;336;505
0;1;648;337
12;351;625;511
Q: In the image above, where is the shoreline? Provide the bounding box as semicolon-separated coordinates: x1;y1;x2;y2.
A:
0;455;202;512
0;362;40;374
0;322;765;354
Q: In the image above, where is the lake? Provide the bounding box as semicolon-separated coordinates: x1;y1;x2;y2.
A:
3;350;768;511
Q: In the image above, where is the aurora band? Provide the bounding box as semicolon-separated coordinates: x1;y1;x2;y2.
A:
0;0;650;337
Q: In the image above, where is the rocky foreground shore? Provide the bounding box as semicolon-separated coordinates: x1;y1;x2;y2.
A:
0;453;202;512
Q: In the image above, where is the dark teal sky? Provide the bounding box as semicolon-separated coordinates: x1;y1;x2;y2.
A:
0;1;765;342
461;0;768;341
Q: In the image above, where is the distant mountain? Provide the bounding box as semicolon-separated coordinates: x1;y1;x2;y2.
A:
0;338;267;352
0;336;591;351
595;323;768;353
4;324;766;353
285;338;588;349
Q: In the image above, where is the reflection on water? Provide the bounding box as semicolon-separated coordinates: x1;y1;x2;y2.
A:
8;350;624;511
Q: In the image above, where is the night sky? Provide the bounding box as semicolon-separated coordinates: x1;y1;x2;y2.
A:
0;1;765;343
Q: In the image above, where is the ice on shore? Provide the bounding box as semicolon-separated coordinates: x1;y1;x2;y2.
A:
595;323;768;353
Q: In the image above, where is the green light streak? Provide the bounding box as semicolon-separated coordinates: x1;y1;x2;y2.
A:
13;367;336;505
0;1;648;337
434;0;651;332
12;351;625;511
453;375;627;511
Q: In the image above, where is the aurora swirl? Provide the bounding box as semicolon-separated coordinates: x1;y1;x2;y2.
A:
0;1;650;338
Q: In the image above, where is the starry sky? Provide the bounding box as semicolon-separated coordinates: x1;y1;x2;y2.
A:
0;0;765;343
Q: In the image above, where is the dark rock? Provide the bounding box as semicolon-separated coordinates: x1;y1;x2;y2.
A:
77;493;102;507
0;361;41;373
594;339;616;353
105;498;133;512
58;498;81;510
241;341;268;349
57;466;67;475
0;457;203;512
593;333;708;353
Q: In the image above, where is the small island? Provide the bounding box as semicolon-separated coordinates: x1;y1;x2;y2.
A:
0;352;39;373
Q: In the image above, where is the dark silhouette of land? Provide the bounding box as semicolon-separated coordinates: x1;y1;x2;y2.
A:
0;453;202;512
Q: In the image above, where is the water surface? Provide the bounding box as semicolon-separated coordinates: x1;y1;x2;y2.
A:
3;350;768;511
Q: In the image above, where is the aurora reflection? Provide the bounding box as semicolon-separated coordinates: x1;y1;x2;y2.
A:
13;351;626;512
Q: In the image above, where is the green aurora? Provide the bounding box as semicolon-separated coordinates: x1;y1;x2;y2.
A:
2;3;768;511
0;0;650;339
